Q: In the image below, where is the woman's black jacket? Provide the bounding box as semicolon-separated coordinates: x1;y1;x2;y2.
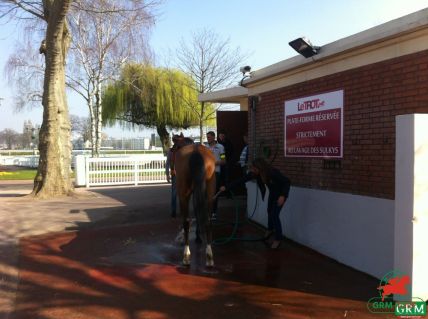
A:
226;167;290;210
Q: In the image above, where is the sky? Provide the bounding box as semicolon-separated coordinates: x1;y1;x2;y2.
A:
0;0;427;138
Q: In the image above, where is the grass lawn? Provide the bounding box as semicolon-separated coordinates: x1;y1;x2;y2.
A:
0;169;37;180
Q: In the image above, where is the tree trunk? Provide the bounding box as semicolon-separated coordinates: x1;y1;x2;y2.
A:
199;120;204;144
88;98;97;157
156;125;170;156
95;81;102;157
199;101;205;143
32;0;73;198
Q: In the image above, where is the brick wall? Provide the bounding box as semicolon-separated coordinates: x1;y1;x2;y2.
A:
249;50;428;199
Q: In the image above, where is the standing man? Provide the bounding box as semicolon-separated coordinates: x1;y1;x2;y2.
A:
165;134;180;218
238;134;249;174
217;130;234;185
205;131;226;219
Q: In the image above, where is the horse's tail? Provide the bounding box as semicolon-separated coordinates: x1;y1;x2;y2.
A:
189;149;208;234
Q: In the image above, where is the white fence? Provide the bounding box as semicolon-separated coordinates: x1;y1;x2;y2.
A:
74;155;167;187
0;153;168;188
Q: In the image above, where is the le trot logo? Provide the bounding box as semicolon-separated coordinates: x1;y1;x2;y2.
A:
367;270;426;317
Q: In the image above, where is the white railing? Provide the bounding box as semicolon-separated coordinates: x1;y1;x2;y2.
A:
74;155;167;187
0;153;167;188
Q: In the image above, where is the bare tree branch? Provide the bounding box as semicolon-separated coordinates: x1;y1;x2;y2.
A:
0;0;45;20
175;28;249;140
66;0;157;156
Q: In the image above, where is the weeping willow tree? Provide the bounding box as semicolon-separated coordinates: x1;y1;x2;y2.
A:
103;64;212;153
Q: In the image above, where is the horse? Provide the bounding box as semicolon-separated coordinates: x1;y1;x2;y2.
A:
174;142;216;267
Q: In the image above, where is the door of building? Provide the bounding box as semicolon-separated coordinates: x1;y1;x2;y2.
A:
216;111;248;191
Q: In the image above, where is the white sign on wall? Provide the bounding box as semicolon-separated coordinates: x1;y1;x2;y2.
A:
284;90;344;158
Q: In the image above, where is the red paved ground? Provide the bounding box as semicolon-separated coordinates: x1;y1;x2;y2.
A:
0;182;395;318
14;218;393;319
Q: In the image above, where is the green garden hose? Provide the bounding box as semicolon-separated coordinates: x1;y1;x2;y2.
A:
212;188;267;245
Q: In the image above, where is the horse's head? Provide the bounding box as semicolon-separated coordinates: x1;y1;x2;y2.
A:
173;133;194;149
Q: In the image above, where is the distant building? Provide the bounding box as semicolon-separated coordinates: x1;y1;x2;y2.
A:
102;137;151;150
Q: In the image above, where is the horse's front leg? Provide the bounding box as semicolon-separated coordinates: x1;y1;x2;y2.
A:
180;196;191;266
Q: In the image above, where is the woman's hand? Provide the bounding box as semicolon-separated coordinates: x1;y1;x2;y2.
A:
277;195;286;206
219;186;226;192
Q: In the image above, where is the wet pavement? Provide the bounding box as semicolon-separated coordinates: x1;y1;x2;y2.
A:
0;181;393;319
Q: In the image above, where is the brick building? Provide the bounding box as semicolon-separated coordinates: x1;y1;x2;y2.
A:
200;9;428;299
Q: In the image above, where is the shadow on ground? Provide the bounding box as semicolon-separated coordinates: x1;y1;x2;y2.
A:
0;184;391;319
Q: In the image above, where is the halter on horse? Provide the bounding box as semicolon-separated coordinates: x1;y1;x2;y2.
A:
174;140;216;267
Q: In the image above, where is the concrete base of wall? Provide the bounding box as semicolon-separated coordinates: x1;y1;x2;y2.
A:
246;182;394;279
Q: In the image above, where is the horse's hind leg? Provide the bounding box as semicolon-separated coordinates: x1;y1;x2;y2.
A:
205;176;216;267
180;195;191;266
183;219;191;266
205;211;214;267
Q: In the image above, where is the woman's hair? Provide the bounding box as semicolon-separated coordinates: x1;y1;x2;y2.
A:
251;157;271;184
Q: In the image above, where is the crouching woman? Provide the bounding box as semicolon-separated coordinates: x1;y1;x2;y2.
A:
219;157;291;249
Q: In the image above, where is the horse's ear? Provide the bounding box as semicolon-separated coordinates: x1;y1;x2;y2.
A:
180;132;184;137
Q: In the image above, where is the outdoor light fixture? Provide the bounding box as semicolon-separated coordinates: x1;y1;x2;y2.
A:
288;37;320;58
239;65;252;86
240;65;251;75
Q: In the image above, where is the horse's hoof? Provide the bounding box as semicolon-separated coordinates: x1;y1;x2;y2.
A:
206;259;214;268
183;259;190;267
183;255;191;266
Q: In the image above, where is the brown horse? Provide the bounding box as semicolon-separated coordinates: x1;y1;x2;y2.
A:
174;143;216;267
